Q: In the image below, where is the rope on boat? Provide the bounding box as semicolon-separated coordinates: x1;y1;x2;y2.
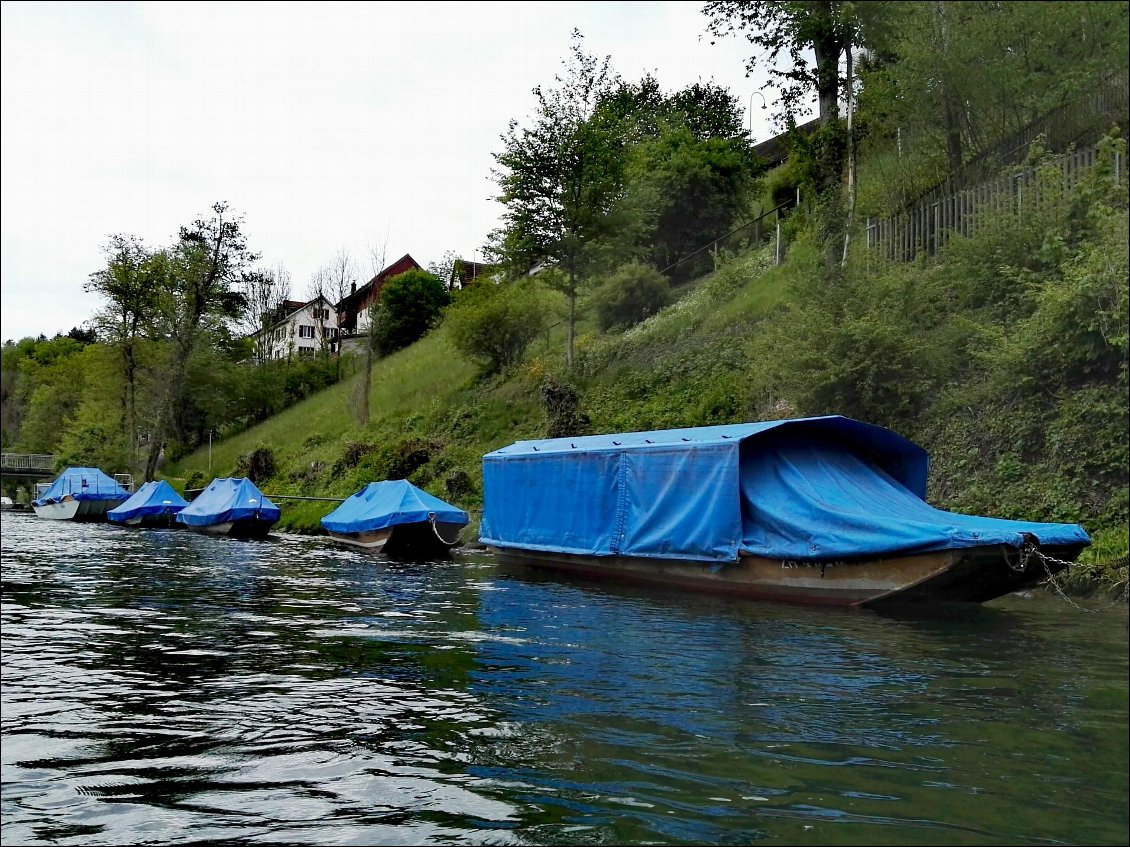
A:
1016;543;1128;612
428;512;467;547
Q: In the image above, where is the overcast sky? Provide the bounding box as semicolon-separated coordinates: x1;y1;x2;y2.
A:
1;1;802;344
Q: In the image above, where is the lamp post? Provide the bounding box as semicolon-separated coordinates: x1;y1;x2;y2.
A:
208;429;213;474
749;91;767;138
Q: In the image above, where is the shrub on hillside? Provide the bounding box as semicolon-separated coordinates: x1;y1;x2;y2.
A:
445;280;547;374
332;441;376;477
372;270;450;356
235;446;276;483
184;470;206;494
542;377;591;438
591;262;673;331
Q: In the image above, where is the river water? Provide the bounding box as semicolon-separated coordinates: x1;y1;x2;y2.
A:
1;512;1126;846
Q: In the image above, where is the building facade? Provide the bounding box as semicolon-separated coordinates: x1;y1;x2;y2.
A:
253;296;340;361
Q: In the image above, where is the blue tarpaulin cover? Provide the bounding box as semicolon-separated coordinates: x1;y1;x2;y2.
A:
32;467;129;506
108;480;188;523
176;477;280;527
321;480;468;534
480;416;1090;563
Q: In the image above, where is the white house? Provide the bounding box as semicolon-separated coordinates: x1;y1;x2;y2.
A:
252;296;341;361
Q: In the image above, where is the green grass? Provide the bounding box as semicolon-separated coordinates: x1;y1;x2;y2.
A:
159;235;1127;593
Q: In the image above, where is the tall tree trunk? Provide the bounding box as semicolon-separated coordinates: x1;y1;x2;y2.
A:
566;270;576;370
357;304;375;426
935;1;964;173
842;41;856;267
124;340;137;475
811;2;844;124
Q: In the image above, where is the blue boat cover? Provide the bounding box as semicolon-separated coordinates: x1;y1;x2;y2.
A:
108;480;188;523
480;415;1091;563
32;467;130;506
321;479;469;534
176;477;280;527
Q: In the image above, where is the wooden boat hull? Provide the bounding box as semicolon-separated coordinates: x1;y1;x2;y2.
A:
180;516;276;539
32;497;122;522
327;520;464;558
490;543;1086;608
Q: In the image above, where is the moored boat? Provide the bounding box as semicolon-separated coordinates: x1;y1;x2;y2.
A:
479;416;1091;608
321;479;468;557
31;467;131;521
108;480;188;528
175;477;280;538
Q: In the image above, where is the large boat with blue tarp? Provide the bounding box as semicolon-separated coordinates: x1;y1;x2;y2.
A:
31;467;131;521
108;480;188;528
176;477;280;538
321;479;468;557
479;415;1091;608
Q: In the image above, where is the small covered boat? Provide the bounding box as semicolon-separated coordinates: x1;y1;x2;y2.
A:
480;416;1091;608
108;480;188;528
176;477;280;538
31;467;131;521
321;479;468;557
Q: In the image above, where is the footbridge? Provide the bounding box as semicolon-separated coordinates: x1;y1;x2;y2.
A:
1;453;56;479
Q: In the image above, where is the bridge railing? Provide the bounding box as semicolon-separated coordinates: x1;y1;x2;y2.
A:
0;453;55;471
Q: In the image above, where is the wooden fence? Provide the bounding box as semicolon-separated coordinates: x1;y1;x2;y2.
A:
865;142;1126;262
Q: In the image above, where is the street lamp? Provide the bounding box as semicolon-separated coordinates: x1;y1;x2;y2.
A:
749;90;767;138
208;429;213;474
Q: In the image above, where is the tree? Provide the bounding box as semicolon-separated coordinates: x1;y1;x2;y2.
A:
587;79;762;279
241;263;291;362
372;270;450;355
445;280;548;374
308;248;354;361
428;249;460;292
703;0;853;126
145;202;255;479
310;247;355;308
627;121;762;278
591;262;674;331
486;29;624;369
85;234;161;473
354;233;389;426
857;1;1129;185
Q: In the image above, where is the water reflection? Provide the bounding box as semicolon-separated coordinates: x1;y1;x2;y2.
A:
2;512;1127;846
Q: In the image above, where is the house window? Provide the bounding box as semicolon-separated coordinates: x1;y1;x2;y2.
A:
298;346;315;358
298;325;315;339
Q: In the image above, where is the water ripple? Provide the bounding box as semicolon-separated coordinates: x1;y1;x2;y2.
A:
2;512;1127;845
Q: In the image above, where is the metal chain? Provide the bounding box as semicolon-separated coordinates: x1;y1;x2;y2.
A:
429;513;467;546
1022;544;1128;613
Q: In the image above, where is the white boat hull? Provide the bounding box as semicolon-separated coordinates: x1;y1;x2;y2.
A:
32;497;122;522
327;526;394;551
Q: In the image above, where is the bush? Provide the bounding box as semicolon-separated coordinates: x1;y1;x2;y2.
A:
591;262;673;331
234;446;276;483
332;441;376;477
372;270;450;355
542;377;591;438
445;280;547;373
184;470;206;493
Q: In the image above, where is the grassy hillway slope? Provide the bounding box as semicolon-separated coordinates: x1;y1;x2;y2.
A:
163;209;1128;589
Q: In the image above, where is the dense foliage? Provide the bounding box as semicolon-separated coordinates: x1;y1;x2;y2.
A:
444;280;549;374
590;262;673;331
371;270;450;355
